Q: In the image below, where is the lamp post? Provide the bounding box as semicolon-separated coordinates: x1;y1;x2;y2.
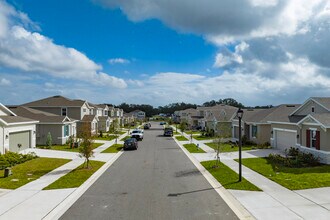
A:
236;108;244;182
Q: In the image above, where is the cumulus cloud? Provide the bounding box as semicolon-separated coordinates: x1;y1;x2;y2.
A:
0;78;11;86
108;58;130;64
0;0;127;89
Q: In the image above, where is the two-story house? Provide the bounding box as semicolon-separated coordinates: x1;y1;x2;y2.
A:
23;95;97;136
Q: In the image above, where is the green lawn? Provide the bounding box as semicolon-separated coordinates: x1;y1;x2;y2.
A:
206;143;256;152
94;135;119;141
201;160;261;191
239;157;330;190
0;158;70;189
37;143;103;152
44;160;105;190
193;135;216;141
120;136;130;141
183;144;206;153
185;130;201;135
175;136;188;141
101;144;123;153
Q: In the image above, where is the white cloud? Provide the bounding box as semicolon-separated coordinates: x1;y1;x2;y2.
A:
108;58;130;64
0;1;127;89
0;78;11;86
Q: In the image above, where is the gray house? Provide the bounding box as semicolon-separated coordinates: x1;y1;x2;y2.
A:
9;106;77;145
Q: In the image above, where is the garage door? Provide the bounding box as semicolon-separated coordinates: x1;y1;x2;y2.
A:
275;130;296;151
9;131;30;152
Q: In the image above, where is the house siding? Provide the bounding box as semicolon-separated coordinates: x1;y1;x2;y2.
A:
251;124;271;145
295;100;328;115
301;125;330;152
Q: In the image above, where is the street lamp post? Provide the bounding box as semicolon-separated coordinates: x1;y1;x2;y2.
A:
236;108;244;182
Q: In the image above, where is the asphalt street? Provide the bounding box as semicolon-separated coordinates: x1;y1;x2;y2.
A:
60;122;238;220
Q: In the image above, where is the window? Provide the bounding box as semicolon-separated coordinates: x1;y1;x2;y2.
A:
64;125;69;136
311;106;315;113
61;108;67;116
307;129;320;150
252;125;257;138
83;108;86;113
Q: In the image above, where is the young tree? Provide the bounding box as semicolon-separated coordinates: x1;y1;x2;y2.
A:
212;121;232;168
46;132;52;149
179;119;188;132
111;118;120;144
78;123;94;169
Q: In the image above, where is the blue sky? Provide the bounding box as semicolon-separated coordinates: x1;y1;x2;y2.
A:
1;0;330;106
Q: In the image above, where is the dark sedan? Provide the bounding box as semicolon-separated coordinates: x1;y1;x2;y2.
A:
123;138;138;150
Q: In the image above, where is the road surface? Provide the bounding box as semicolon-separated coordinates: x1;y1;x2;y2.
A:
60;122;238;220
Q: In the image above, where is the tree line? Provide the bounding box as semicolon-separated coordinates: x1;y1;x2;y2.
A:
108;98;272;117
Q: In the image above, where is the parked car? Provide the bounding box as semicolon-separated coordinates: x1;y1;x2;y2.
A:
131;129;144;140
159;122;166;125
164;127;173;136
123;138;138;150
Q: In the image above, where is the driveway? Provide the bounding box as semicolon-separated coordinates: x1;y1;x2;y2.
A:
60;122;238;220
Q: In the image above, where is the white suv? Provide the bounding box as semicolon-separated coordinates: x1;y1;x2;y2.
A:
131;129;144;140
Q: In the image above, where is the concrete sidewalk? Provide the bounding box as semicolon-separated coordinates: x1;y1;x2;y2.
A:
0;132;128;220
178;130;330;220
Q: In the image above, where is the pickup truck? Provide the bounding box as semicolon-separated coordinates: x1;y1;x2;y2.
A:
131;129;144;140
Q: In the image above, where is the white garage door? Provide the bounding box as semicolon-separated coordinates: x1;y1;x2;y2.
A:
9;131;30;152
275;130;296;151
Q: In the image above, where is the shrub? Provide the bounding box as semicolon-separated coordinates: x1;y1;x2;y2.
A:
269;147;320;168
0;152;38;170
46;132;52;149
99;131;103;138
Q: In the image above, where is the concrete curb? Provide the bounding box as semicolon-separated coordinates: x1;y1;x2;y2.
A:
173;137;255;220
43;150;124;220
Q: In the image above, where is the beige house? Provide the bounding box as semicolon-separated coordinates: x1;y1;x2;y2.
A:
9;106;77;145
77;115;99;136
0;103;38;153
270;97;330;164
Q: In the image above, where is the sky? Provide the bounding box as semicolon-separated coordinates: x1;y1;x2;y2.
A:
0;0;330;107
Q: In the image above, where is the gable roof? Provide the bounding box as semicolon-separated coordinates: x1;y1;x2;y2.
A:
290;97;330;116
9;106;75;123
263;104;302;123
98;116;110;121
0;115;38;125
23;95;87;107
81;114;98;122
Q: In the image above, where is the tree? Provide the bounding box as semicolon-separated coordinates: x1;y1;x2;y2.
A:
179;119;188;132
46;132;52;149
111;118;120;144
78;123;94;169
212;121;232;168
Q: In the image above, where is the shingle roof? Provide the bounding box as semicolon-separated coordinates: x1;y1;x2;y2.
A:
23;95;86;107
310;113;330;127
311;97;330;110
81;115;97;122
0;115;37;124
98;116;110;121
9;106;73;123
205;105;238;122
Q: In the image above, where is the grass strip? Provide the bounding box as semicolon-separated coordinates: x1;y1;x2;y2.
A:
183;144;206;153
175;135;188;141
206;143;256;152
43;160;105;190
101;144;123;153
37;143;103;152
201;160;261;191
0;158;70;189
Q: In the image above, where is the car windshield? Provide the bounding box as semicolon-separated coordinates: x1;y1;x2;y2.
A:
126;138;135;143
132;130;140;133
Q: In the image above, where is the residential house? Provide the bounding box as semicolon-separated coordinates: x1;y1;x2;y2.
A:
202;105;238;137
177;108;199;128
23;95;97;137
129;110;146;120
123;112;135;126
9;106;77;145
88;103;111;132
271;97;330;163
0;103;38;153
